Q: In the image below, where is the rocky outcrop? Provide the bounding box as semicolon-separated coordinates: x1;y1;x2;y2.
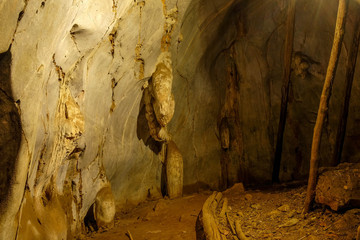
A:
315;163;360;211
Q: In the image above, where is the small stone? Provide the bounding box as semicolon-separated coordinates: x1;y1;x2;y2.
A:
153;199;168;212
278;204;290;212
319;221;327;227
236;211;244;217
307;235;320;240
279;218;299;228
223;183;245;195
268;210;281;217
245;194;253;201
142;213;151;221
251;204;261;210
287;210;296;218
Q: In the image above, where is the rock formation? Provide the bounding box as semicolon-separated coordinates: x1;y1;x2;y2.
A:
165;140;183;199
315;163;360;211
0;0;360;238
94;185;116;230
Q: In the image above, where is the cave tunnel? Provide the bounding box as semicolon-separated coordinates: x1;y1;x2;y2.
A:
0;0;360;239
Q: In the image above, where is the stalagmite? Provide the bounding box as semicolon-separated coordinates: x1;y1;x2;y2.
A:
165;140;183;199
93;185;116;230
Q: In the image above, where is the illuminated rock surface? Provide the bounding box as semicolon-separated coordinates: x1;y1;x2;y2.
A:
0;0;360;238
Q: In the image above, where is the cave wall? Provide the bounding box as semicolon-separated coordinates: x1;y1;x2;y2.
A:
1;0;360;238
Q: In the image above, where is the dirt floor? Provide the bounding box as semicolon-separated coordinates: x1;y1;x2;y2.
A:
83;185;360;240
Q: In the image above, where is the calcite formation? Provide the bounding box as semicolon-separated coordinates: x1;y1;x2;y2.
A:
165;140;183;199
151;52;175;128
142;52;175;142
94;185;116;229
1;0;360;239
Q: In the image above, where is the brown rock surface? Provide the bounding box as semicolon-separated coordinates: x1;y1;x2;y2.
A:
315;163;360;211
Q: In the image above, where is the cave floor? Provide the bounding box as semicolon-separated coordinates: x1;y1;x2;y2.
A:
83;185;359;240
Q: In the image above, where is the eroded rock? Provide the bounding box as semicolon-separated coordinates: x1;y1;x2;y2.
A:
315;163;360;211
166;141;183;199
223;183;245;195
94;186;116;230
151;52;175;127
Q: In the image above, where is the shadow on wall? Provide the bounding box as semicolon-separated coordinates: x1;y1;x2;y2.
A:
0;48;22;209
183;0;360;187
136;90;168;196
136;91;162;155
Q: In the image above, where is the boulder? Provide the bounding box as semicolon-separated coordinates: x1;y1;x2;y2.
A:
315;163;360;211
222;183;245;195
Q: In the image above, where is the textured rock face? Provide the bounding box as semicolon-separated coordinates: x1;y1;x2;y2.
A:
315;163;360;211
166;141;183;199
0;0;24;53
0;0;360;238
151;52;175;127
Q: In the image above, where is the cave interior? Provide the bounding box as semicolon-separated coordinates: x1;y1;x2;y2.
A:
0;0;360;239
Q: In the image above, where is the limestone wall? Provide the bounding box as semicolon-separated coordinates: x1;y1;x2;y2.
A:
0;0;360;238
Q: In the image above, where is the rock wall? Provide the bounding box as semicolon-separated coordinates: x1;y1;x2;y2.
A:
0;0;360;238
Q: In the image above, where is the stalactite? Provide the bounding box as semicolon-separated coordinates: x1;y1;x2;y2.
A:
165;141;183;199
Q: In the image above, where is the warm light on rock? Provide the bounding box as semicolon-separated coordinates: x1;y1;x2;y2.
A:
0;0;360;239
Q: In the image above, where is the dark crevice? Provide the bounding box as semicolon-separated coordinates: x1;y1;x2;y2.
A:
0;48;22;208
136;93;162;155
84;203;98;232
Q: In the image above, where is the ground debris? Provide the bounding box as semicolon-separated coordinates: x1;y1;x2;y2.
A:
84;185;360;240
